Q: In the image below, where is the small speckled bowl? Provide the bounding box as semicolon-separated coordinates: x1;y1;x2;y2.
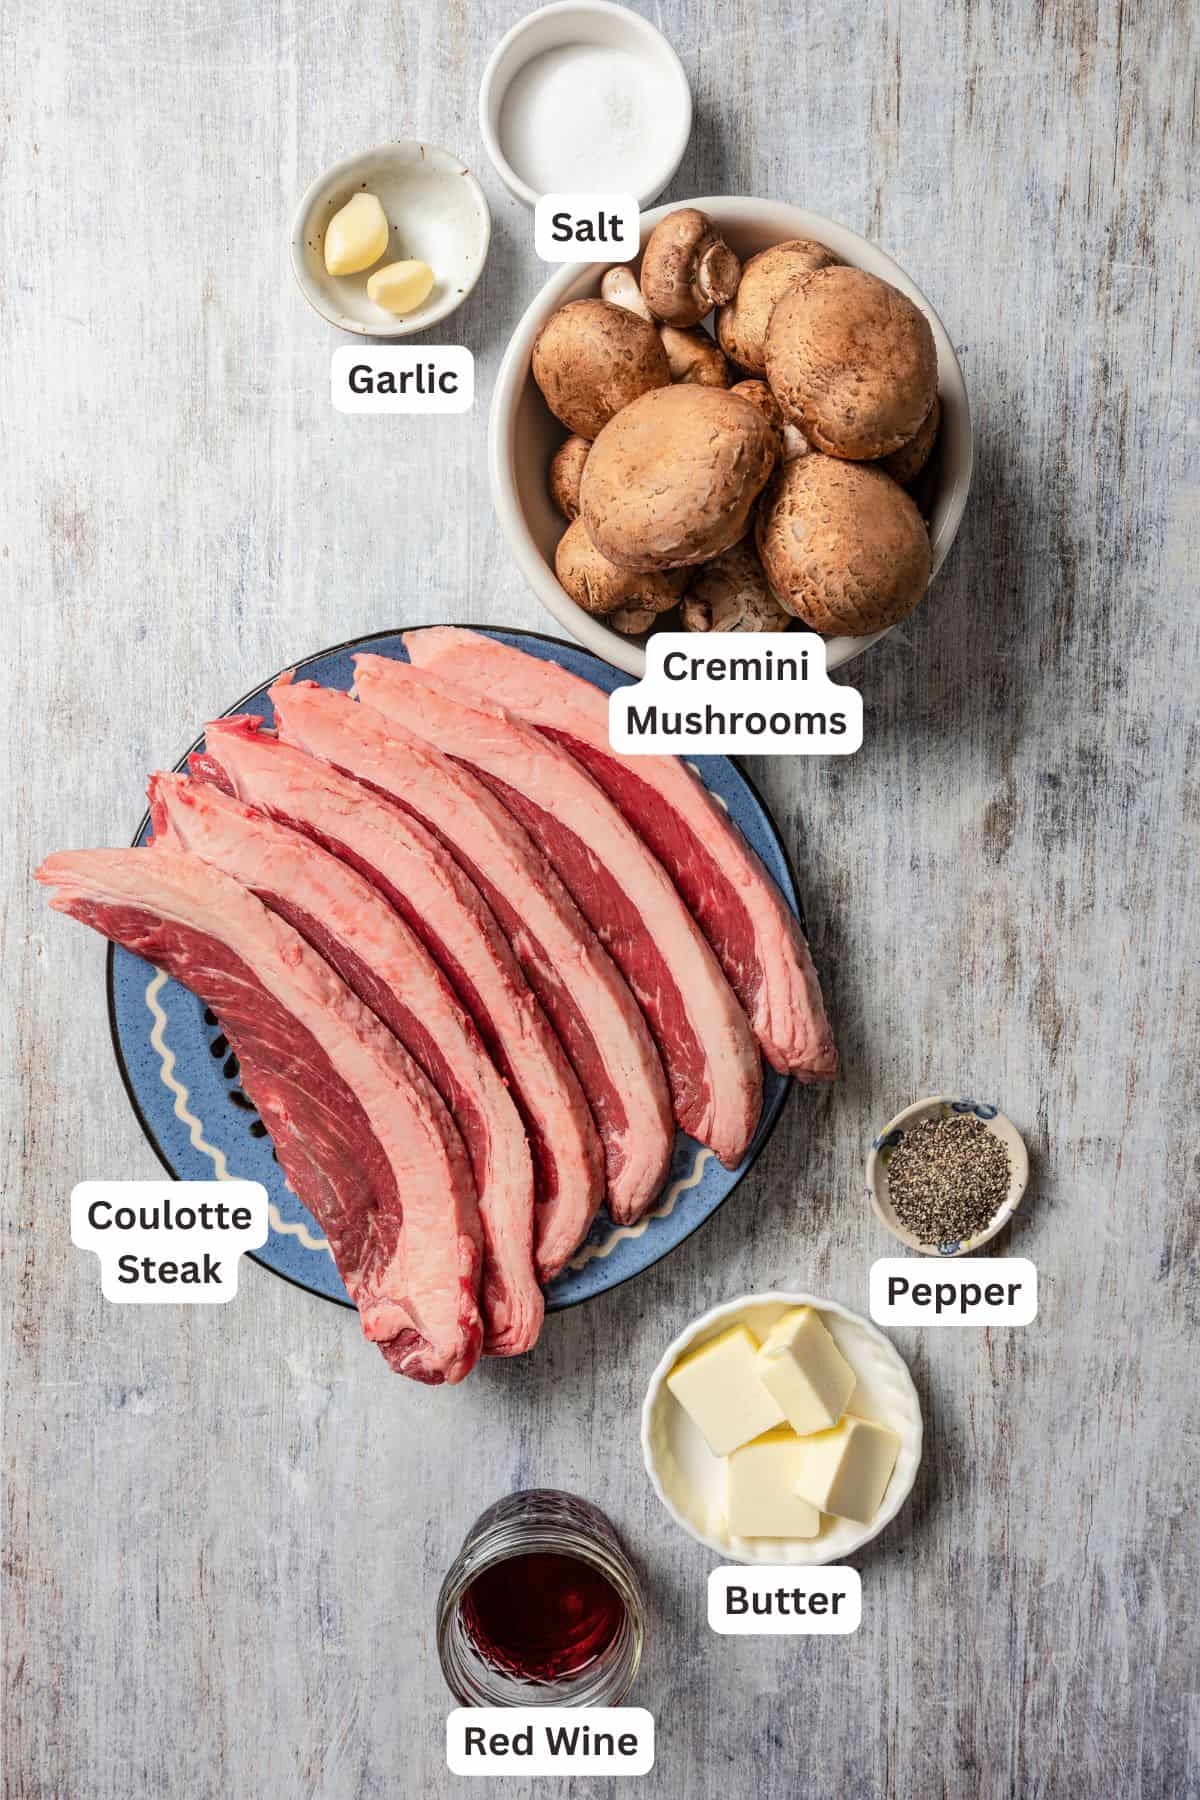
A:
290;141;491;337
641;1291;923;1566
867;1096;1030;1258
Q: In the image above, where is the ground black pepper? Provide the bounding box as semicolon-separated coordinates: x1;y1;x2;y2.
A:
885;1113;1011;1247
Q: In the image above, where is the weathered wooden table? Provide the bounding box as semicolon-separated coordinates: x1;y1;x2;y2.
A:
4;1;1197;1794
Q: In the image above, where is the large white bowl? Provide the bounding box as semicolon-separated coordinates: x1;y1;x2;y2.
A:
641;1291;923;1566
489;197;973;675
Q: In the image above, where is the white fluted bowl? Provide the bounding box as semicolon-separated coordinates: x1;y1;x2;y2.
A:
641;1290;923;1565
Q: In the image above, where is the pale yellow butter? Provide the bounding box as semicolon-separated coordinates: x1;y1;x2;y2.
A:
666;1324;784;1457
367;259;435;316
323;192;389;276
727;1426;822;1539
755;1306;856;1436
791;1415;901;1524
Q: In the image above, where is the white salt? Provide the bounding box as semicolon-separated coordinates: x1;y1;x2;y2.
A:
497;43;681;197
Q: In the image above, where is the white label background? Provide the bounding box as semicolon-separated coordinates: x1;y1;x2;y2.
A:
870;1257;1039;1326
608;632;863;756
71;1180;268;1304
446;1708;654;1777
330;345;474;414
534;193;640;261
709;1566;862;1635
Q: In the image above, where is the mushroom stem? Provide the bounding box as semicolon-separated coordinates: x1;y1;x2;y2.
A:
600;266;653;322
639;208;744;328
659;326;730;388
602;267;729;386
696;240;741;309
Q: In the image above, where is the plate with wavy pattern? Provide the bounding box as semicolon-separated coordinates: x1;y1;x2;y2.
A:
107;627;801;1314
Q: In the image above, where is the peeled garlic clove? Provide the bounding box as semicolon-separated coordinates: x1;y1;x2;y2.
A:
323;192;389;276
366;259;435;316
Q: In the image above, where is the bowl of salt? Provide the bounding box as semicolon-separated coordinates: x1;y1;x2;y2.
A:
478;1;693;209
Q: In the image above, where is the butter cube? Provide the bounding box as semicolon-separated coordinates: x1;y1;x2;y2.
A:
323;192;389;276
791;1415;901;1524
367;259;435;316
727;1427;822;1539
755;1306;857;1435
666;1324;784;1457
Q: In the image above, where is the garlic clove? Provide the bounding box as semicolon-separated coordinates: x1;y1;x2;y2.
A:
323;192;390;276
366;259;436;316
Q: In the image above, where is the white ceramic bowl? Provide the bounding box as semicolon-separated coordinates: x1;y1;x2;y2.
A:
478;1;692;209
291;142;491;338
867;1096;1030;1258
641;1291;923;1566
489;197;973;676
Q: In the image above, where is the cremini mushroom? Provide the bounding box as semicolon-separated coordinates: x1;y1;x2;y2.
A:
681;541;792;633
580;384;777;572
764;265;938;460
878;393;941;485
532;299;669;440
609;603;668;636
599;267;729;387
554;516;687;616
729;379;809;462
639;208;742;328
756;455;932;633
716;239;840;374
549;435;590;520
659;326;730;387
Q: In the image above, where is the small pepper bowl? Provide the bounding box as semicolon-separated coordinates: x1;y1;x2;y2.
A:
866;1096;1030;1258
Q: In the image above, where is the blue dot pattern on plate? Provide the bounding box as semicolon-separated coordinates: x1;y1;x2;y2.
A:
108;627;799;1314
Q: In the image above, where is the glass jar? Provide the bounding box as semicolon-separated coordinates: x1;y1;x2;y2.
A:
437;1489;645;1707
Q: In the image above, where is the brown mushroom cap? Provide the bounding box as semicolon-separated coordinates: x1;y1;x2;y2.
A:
764;266;938;459
729;379;810;462
609;603;668;636
878;392;941;485
639;208;742;328
717;239;840;375
580;385;778;572
532;299;669;440
682;542;792;633
755;455;932;633
549;435;590;520
554;516;688;616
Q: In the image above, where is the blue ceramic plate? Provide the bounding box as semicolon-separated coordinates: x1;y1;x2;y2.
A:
107;628;799;1314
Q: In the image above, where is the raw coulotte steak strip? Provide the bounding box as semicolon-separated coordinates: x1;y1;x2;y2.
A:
36;848;483;1383
354;655;763;1167
269;678;674;1226
197;715;603;1280
403;628;837;1081
147;773;542;1356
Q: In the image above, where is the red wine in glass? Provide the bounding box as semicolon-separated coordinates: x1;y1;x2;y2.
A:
461;1550;626;1683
